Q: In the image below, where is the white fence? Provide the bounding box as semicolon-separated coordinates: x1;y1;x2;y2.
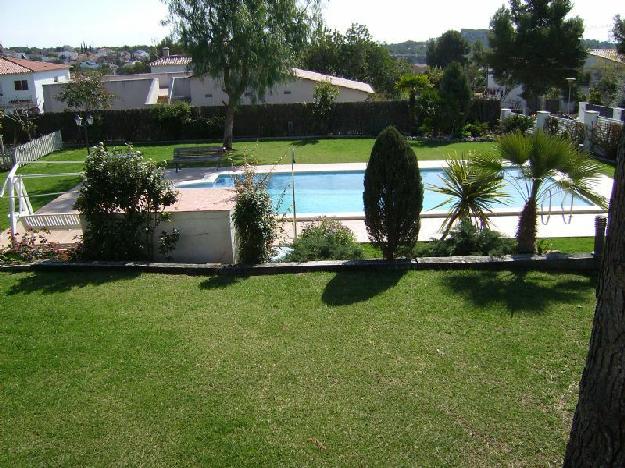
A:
9;131;63;165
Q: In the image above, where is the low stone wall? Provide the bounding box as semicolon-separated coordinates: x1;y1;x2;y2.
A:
2;253;598;276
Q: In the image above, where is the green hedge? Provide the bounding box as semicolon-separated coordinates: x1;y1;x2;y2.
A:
1;99;499;144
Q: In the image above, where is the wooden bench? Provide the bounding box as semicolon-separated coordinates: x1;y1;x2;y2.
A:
173;146;226;172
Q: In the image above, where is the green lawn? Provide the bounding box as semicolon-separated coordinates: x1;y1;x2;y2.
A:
0;269;594;465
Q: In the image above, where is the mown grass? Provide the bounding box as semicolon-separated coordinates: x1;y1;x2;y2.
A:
0;269;594;466
360;237;596;259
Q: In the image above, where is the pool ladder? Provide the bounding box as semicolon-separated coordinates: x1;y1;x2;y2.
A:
540;189;575;225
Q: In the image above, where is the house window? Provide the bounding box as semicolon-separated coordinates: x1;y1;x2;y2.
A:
244;92;253;97
205;93;213;98
14;80;29;91
283;90;292;95
54;77;59;83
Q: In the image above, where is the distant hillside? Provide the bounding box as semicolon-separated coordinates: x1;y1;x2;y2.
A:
384;40;427;64
582;39;617;50
460;29;490;47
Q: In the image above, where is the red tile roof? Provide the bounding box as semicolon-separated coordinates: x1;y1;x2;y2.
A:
149;55;192;67
0;56;70;75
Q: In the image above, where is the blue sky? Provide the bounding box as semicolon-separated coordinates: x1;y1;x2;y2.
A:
0;0;622;47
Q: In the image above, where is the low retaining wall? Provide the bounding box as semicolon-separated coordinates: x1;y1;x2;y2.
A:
1;253;598;276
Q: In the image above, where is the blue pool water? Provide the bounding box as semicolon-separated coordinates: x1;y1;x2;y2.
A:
178;168;593;215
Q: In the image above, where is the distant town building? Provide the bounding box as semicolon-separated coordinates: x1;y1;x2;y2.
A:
0;56;70;113
133;50;151;61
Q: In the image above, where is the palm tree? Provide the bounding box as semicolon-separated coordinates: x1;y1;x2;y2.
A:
396;74;432;133
498;131;607;253
431;153;507;238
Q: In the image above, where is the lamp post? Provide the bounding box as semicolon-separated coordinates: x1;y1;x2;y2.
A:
74;113;94;154
566;77;576;116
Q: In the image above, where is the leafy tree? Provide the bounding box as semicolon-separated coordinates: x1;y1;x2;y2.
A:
426;30;469;69
302;23;410;97
311;81;339;133
364;126;423;260
165;0;317;150
4;107;38;143
431;155;507;238
117;62;151;75
232;165;279;264
396;73;432;133
439;62;472;136
614;15;625;54
488;0;586;108
153;36;188;57
564;132;625;466
57;72;112;112
497;131;606;253
75;144;179;261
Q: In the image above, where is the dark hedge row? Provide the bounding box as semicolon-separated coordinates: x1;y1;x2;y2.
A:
1;99;501;145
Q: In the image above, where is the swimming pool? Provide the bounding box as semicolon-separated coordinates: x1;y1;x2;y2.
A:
177;168;593;215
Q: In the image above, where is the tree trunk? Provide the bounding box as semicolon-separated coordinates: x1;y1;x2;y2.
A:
564;133;625;466
223;103;235;150
516;186;539;254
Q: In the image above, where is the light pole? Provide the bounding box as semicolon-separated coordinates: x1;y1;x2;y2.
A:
74;113;94;154
566;77;576;116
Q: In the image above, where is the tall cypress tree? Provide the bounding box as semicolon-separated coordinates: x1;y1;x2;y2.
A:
364;126;423;260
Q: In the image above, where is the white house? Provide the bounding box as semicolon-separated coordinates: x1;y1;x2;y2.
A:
133;50;151;62
0;56;70;113
149;50;191;74
42;51;374;113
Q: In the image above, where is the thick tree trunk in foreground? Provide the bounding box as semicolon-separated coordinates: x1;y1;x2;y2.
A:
564;134;625;466
223;103;235;150
516;187;539;254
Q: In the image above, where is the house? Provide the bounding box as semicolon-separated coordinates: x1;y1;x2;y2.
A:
57;50;78;62
583;49;625;86
118;51;132;63
133;50;151;62
0;56;70;113
42;51;374;112
149;49;192;74
79;61;100;70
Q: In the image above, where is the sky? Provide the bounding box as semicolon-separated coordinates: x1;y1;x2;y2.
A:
0;0;622;48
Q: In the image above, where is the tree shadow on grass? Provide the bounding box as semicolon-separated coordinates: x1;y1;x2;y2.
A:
6;270;141;295
322;270;406;306
440;270;597;315
292;139;320;147
199;275;249;290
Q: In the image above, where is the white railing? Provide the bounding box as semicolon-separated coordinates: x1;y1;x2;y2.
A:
10;131;63;165
20;213;81;229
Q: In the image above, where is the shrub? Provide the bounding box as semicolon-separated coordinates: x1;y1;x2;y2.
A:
461;122;490;138
544;116;586;146
419;219;515;257
286;218;363;262
232;165;280;264
75;144;179;261
0;230;78;264
499;114;534;135
364;126;424;260
591;121;624;161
